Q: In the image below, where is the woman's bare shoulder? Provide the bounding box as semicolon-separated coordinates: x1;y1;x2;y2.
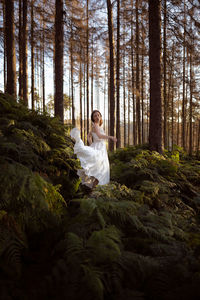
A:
91;123;99;132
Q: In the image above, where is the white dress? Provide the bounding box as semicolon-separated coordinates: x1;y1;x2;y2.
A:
70;127;110;187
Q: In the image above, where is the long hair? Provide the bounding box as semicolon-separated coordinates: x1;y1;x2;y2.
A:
91;110;103;126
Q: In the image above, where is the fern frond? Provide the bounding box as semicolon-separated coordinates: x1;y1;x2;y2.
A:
0;226;26;277
120;250;159;282
87;226;121;264
81;264;104;300
80;198;98;216
65;232;84;262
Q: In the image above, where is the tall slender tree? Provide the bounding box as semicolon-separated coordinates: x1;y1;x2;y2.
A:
148;0;162;153
22;0;28;104
182;0;186;150
131;0;136;145
31;0;35;109
163;0;167;148
116;0;121;148
189;41;193;156
42;1;46;112
18;0;23;98
136;0;141;144
54;0;64;122
5;0;16;96
86;0;90;138
106;0;115;151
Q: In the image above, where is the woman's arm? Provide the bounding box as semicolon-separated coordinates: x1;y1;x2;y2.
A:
87;131;93;145
93;124;117;142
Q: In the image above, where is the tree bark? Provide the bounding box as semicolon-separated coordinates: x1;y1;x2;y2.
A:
197;120;200;156
70;7;75;126
131;0;136;145
182;0;186;150
141;20;145;144
3;1;7;91
31;0;35;109
136;0;141;144
42;3;45;112
5;0;16;96
79;55;83;138
55;0;64;121
106;0;115;151
22;0;28;104
91;34;94;113
148;0;163;153
86;0;89;138
189;49;193;156
18;0;22;98
163;0;167;149
116;0;121;148
123;26;126;147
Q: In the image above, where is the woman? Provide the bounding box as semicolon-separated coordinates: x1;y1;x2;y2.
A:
70;110;117;189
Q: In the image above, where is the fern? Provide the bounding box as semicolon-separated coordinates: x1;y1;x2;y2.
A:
120;250;159;284
0;224;26;278
86;226;121;264
65;232;84;261
81;264;104;300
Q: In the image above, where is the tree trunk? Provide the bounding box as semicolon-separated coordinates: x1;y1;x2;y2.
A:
123;24;126;147
171;44;175;150
31;0;35;109
5;0;16;96
106;0;115;151
177;90;180;145
86;0;89;138
123;55;126;147
84;59;86;143
136;0;141;144
104;65;107;133
189;49;193;156
197;120;200;156
141;21;145;144
79;59;83;139
3;1;7;91
18;0;22;98
54;0;63;121
116;0;121;148
182;0;186;150
163;0;167;149
42;4;45;112
148;0;162;153
128;66;130;146
70;9;75;126
91;34;94;113
131;0;136;145
22;0;28;104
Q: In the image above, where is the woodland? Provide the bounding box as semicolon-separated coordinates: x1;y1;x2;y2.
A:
0;0;200;299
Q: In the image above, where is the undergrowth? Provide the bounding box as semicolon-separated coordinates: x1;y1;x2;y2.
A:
0;93;200;300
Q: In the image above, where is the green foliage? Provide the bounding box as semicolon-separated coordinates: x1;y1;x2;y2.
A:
0;161;66;235
1;93;200;299
0;92;80;200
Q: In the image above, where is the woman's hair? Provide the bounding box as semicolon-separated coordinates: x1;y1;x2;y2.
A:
91;110;103;126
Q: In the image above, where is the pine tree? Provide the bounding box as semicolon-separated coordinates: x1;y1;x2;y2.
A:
5;0;16;96
149;0;162;153
54;0;64;122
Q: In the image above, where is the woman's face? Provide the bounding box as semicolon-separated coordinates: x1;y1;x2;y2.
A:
92;111;101;124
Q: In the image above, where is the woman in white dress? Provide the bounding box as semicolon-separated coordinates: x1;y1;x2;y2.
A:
70;110;117;189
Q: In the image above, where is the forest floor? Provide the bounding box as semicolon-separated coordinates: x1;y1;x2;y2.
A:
0;92;200;300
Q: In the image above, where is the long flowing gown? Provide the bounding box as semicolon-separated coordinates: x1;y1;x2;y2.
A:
70;127;110;187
